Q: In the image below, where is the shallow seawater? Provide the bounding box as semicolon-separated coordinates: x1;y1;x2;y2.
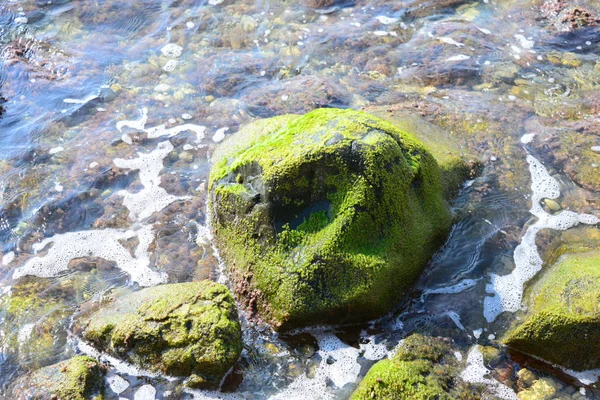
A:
0;0;599;398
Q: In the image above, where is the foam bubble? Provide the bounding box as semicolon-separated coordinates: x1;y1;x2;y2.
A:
483;156;599;322
13;225;166;287
460;346;517;399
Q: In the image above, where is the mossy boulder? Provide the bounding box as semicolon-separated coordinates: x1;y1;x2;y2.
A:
351;334;480;399
504;250;600;370
8;356;105;400
75;281;242;389
209;108;476;330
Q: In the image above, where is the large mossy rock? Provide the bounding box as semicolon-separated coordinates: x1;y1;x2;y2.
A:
504;250;600;370
8;356;105;400
209;108;477;330
351;334;480;399
75;281;242;389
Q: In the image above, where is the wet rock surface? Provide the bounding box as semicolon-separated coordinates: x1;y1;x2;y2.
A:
75;281;242;389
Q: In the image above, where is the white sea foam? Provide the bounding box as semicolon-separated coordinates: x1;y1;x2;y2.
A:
271;332;361;399
12;225;166;287
117;108;149;133
483;155;599;322
114;141;190;221
561;367;600;385
461;346;517;399
212;127;229;143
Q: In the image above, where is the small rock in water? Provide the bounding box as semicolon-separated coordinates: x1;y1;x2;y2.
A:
543;198;561;212
107;375;129;395
160;43;183;59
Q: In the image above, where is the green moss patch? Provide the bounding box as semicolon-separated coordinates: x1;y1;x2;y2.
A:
77;281;242;389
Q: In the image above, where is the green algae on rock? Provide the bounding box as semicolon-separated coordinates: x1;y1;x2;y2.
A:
8;356;105;400
209;108;477;330
76;281;242;389
504;250;600;371
351;334;480;400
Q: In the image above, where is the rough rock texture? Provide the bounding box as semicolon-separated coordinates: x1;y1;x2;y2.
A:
209;108;476;330
8;356;105;400
76;281;242;389
504;250;600;371
351;334;480;399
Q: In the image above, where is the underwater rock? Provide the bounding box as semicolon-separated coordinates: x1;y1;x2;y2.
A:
209;108;477;330
0;276;72;371
8;356;105;400
240;75;351;118
351;334;480;399
75;281;242;389
504;250;600;371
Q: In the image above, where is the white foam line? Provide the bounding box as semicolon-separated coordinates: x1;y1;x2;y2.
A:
117;107;149;133
114;141;191;221
12;225;166;287
483;155;599;322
